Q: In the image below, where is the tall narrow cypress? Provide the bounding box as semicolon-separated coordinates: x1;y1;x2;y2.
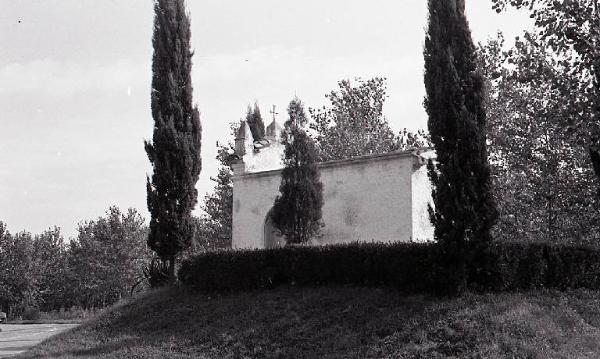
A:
271;98;323;244
246;102;266;142
145;0;201;283
424;0;496;292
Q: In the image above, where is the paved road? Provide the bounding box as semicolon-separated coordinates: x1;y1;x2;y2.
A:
0;324;79;358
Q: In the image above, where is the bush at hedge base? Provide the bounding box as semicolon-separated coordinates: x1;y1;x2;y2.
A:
468;241;600;292
22;307;41;321
179;242;442;294
178;241;600;295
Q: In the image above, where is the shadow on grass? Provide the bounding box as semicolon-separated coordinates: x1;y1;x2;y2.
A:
15;287;600;358
71;338;140;357
23;337;140;359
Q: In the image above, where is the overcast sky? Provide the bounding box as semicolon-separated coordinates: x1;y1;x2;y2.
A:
0;1;531;238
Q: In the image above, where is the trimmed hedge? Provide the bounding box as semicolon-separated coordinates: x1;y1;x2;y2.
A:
480;241;600;291
179;242;440;293
178;241;600;294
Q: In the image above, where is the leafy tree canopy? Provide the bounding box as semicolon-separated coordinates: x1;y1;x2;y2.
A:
191;128;237;253
479;32;600;244
491;0;600;171
309;77;400;161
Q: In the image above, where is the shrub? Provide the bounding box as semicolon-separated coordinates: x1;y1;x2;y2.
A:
22;307;40;321
144;258;171;288
179;241;600;296
477;241;600;292
38;306;105;321
179;242;442;294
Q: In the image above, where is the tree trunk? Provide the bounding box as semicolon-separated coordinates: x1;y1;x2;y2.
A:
590;146;600;197
168;255;176;284
547;195;555;240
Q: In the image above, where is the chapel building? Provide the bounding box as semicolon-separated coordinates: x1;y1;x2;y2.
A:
231;119;434;249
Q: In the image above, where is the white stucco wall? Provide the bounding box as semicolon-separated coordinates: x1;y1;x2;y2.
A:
411;161;434;241
232;169;282;249
243;143;284;173
232;151;427;249
239;120;285;173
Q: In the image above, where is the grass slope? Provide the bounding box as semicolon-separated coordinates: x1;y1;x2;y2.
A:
17;286;600;358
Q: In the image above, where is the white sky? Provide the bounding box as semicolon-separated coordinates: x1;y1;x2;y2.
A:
0;0;531;238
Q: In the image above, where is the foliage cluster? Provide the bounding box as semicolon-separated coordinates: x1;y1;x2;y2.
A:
0;223;67;318
179;240;600;295
490;0;600;209
479;241;600;292
0;207;151;319
491;0;599;97
178;242;438;294
309;78;429;162
191;164;232;253
36;305;106;322
423;0;496;294
309;78;399;161
246;102;266;141
145;0;202;282
189;123;240;254
271;98;324;244
479;33;600;244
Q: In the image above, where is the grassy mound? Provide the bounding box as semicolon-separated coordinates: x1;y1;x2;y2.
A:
17;286;600;358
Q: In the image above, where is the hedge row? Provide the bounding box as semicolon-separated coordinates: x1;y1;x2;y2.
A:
178;241;600;294
481;241;600;291
179;243;439;293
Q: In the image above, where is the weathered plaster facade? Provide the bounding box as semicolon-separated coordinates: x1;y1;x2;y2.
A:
231;121;434;249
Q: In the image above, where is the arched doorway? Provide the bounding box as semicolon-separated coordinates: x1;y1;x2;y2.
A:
264;210;285;248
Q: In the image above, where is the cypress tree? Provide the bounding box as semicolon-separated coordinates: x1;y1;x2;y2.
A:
424;0;496;292
246;102;266;142
145;0;201;283
271;98;323;244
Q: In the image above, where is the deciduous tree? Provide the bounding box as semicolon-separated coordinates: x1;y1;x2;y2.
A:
69;207;150;308
491;0;600;187
309;78;399;161
32;227;69;311
0;226;36;317
192;141;235;252
479;33;600;244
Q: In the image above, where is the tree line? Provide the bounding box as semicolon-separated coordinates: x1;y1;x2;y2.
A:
8;0;589;294
483;0;600;244
0;207;151;319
